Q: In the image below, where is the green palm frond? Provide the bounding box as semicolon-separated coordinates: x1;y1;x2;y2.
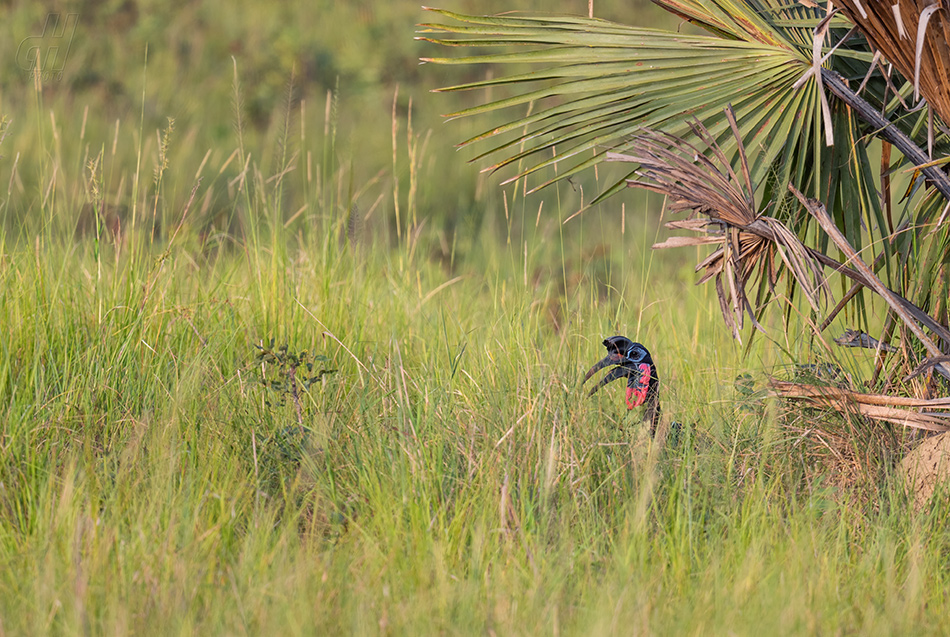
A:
418;3;856;205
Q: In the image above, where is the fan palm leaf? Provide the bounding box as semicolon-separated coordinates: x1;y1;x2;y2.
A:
418;3;862;205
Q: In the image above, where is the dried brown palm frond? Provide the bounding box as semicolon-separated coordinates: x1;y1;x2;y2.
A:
608;109;828;341
905;355;950;383
834;328;898;353
832;0;950;124
769;379;950;432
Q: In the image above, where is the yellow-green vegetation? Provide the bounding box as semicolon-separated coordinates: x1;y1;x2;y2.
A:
0;1;948;634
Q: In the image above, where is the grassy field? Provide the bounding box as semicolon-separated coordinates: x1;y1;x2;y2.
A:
1;1;948;634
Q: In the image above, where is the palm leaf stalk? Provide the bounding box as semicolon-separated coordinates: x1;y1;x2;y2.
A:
819;68;950;200
790;184;950;380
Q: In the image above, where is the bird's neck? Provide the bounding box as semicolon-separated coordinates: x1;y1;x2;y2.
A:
642;379;661;437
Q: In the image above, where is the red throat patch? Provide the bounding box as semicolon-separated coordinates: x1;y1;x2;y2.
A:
625;363;652;409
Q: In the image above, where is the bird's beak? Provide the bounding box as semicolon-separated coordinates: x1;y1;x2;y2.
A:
582;352;622;384
586;367;631;397
583;352;632;397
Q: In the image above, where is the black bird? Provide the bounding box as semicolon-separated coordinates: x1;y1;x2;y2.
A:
583;336;661;436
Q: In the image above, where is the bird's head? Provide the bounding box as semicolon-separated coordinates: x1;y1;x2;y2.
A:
583;336;657;410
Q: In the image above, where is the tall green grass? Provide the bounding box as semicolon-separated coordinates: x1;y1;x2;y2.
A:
3;206;949;634
1;2;948;634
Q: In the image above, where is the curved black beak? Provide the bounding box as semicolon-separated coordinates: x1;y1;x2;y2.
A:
583;352;623;385
585;365;631;396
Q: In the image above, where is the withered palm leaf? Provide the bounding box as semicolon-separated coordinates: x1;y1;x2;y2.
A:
769;380;950;431
611;112;828;340
833;0;950;123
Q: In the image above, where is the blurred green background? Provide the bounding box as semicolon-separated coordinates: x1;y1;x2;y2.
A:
0;1;680;246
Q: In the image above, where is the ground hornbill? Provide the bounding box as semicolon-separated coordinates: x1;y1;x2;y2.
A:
583;336;662;437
